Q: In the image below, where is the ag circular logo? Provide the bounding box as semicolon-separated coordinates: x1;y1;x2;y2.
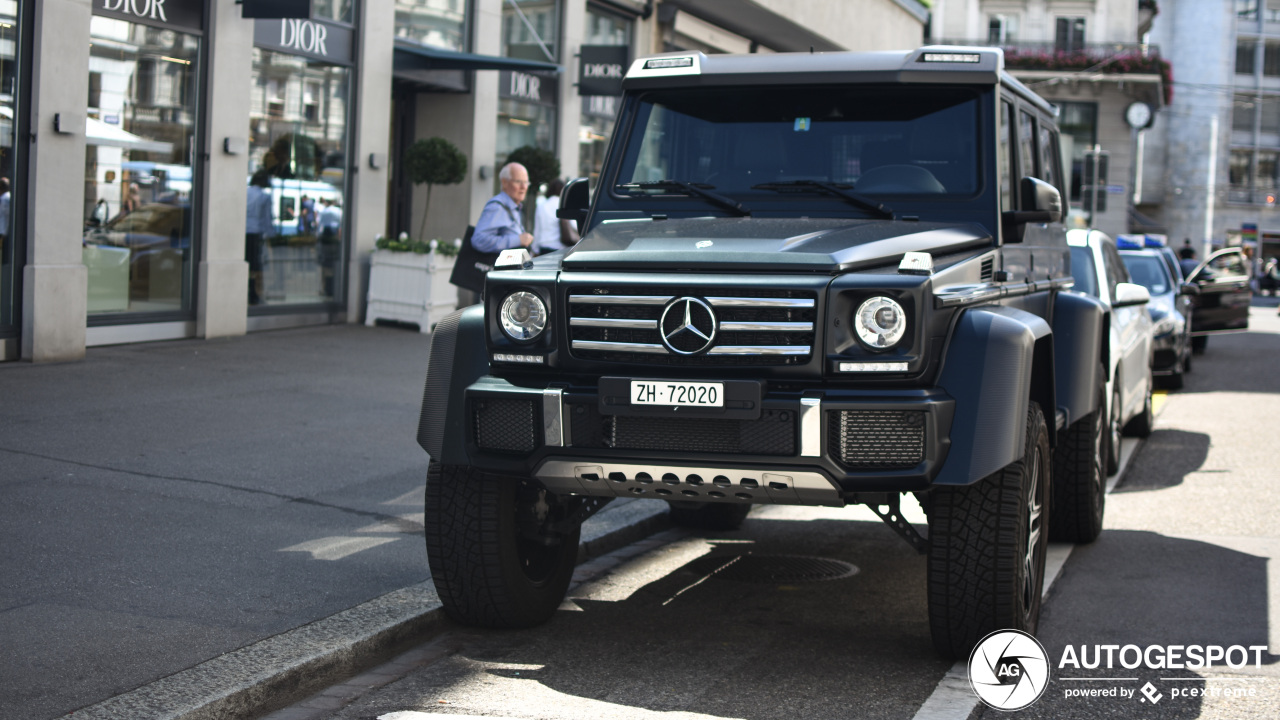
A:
659;297;717;355
968;629;1050;711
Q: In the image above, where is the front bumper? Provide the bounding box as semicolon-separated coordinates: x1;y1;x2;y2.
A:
462;376;956;505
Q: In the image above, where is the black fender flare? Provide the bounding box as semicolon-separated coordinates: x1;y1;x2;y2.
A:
1051;291;1108;426
416;305;489;465
934;305;1052;486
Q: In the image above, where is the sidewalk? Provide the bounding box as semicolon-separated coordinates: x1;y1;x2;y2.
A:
0;325;668;720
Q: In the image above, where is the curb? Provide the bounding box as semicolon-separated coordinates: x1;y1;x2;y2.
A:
61;499;672;720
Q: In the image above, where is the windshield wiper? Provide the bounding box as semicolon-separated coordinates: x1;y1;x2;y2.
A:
751;180;894;219
617;180;750;217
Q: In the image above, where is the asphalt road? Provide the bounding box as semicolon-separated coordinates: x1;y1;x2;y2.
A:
0;326;438;720
266;303;1280;720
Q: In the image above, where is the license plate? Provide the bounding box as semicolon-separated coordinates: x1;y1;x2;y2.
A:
630;380;724;407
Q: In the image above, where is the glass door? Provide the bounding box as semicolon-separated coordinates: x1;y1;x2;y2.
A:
83;16;200;319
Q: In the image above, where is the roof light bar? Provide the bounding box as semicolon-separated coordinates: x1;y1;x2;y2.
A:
644;57;694;69
922;53;981;63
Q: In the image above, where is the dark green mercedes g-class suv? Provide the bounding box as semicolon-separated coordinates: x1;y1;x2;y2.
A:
417;46;1112;659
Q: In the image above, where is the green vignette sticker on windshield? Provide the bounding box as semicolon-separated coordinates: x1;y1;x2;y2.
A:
794;117;811;132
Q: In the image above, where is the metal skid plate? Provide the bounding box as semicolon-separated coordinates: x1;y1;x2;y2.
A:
534;459;844;507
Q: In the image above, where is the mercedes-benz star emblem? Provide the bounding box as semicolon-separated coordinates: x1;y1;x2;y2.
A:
659;297;717;355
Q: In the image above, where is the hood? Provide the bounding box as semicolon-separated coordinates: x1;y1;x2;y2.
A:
560;217;992;273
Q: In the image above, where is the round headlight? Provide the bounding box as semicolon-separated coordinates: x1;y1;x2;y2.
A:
854;296;907;349
499;291;547;341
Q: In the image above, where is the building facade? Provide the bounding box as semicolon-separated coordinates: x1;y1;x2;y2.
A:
1143;0;1280;265
4;0;927;363
931;0;1167;241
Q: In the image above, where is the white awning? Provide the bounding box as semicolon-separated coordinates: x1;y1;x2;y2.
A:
86;117;174;154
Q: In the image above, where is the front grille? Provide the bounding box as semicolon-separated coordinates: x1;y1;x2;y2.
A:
568;287;816;365
473;398;537;453
829;410;925;469
567;401;795;456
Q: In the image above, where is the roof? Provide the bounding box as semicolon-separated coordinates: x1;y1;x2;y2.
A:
621;46;1057;115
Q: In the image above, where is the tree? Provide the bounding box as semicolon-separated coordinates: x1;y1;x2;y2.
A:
404;137;468;241
504;145;560;192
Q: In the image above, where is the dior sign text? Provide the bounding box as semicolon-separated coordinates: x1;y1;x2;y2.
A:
102;0;167;21
279;19;328;56
254;18;353;65
578;45;629;96
94;0;202;32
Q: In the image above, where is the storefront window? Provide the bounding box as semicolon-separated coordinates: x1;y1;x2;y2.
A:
248;48;349;306
502;0;559;62
83;16;200;317
1057;101;1097;203
0;0;20;332
394;0;467;51
498;96;556;165
313;0;354;24
578;6;630;184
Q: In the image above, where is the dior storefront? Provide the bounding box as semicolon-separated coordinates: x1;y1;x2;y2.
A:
12;0;389;361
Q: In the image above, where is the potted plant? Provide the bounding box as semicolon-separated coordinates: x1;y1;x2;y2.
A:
365;233;463;333
365;137;468;332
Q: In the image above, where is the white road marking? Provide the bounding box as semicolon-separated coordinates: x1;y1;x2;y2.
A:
356;512;424;533
382;487;425;506
280;536;399;561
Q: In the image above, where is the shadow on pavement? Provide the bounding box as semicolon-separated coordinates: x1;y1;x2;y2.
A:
352;515;954;720
1113;429;1210;494
1000;529;1277;719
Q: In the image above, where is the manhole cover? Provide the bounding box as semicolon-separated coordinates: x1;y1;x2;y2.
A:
706;554;859;584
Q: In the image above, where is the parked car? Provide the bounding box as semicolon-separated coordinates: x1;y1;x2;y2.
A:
1067;229;1155;476
1120;244;1195;389
1184;247;1252;353
419;46;1117;660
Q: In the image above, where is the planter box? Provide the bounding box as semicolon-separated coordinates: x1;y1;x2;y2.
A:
365;249;457;333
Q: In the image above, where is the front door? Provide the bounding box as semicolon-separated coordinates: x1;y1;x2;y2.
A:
1189;248;1252;335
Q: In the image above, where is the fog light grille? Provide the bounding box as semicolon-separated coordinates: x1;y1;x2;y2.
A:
829;410;925;469
473;398;537;454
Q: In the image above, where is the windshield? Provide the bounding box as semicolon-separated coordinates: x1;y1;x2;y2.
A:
1121;254;1170;296
1070;247;1098;297
615;85;980;202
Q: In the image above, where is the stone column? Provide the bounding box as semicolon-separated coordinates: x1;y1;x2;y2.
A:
197;0;255;339
345;0;394;322
23;0;91;362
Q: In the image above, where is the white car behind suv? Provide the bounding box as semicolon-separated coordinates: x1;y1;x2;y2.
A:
1067;229;1156;478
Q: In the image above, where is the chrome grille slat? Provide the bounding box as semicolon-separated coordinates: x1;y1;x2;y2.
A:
570;317;659;330
569;294;672;305
706;297;815;308
719;321;813;332
707;345;811;356
572;340;669;354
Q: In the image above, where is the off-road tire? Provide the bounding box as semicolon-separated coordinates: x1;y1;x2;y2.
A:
668;501;752;531
424;461;579;628
1123;381;1154;438
927;403;1050;660
1050;384;1106;543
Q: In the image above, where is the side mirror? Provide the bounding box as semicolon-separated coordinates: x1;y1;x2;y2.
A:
1113;282;1151;307
1019;177;1063;222
1179;282;1200;297
557;177;590;225
1001;177;1063;242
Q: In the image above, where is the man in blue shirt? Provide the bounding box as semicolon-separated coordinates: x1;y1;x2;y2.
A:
245;171;275;305
457;162;534;306
472;162;534;253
